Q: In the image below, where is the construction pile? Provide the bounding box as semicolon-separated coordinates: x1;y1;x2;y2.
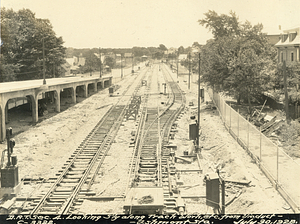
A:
251;106;284;137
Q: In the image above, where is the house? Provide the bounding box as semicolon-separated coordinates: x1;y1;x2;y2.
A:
178;54;188;61
115;54;122;65
78;55;86;67
61;61;71;76
266;34;281;45
275;26;300;63
94;53;105;62
65;56;82;74
165;47;177;55
141;55;148;61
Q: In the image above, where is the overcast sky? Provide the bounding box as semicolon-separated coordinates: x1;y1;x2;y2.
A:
1;0;300;49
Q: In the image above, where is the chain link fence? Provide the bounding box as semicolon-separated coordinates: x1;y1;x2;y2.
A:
208;88;300;213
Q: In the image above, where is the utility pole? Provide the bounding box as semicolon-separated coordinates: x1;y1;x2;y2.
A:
121;54;123;78
53;63;55;78
42;38;46;85
188;52;191;89
283;61;290;123
99;48;102;78
177;51;179;79
197;52;201;150
132;54;134;74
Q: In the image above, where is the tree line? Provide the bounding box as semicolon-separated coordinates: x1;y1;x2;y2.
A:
182;11;299;114
0;7;175;82
1;7;66;82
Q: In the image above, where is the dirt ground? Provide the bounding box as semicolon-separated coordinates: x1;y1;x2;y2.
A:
0;64;294;214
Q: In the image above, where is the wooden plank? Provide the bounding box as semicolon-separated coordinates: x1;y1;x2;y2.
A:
181;195;205;198
265;120;283;136
174;156;192;164
224;179;251;185
261;116;277;132
177;169;202;172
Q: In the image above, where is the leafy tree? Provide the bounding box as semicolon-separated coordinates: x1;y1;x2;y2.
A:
199;11;277;112
0;7;66;82
132;47;150;57
104;56;116;69
159;44;167;52
192;42;201;49
274;62;300;104
178;46;185;54
198;10;240;39
78;51;101;74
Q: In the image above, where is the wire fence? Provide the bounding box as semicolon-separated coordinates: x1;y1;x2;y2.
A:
208;88;300;213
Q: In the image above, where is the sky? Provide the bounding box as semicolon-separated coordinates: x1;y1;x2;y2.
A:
1;0;300;49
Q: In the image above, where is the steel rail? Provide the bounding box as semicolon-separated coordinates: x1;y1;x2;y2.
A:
61;105;126;214
29;67;151;214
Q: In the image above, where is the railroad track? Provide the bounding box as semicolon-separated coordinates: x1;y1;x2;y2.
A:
124;63;186;214
18;66;151;214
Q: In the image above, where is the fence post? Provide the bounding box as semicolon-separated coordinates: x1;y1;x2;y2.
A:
260;127;262;161
229;104;231;130
247;121;249;149
277;138;279;185
224;101;226;125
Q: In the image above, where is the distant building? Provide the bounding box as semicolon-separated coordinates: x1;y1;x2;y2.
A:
178;54;188;61
165;47;177;55
65;55;84;74
275;26;300;63
61;62;71;76
94;53;105;62
124;53;133;58
141;55;148;61
77;54;85;66
115;54;122;65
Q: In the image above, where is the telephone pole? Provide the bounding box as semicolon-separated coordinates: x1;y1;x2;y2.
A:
132;54;134;74
99;48;102;78
188;52;191;89
197;52;201;150
283;61;290;123
42;38;46;84
121;54;123;78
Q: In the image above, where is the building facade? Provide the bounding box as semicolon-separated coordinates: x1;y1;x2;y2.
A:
275;27;300;63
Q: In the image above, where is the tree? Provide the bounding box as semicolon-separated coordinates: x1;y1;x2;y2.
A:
178;46;185;54
198;10;240;39
192;42;201;49
104;56;116;69
199;11;277;113
159;44;167;52
274;62;300;104
0;7;66;82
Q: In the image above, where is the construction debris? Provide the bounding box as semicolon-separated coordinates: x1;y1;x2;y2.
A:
175;156;192;164
252;111;284;136
224;179;251;186
225;190;242;207
138;195;154;204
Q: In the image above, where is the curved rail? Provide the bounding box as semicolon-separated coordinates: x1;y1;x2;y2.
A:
125;63;186;214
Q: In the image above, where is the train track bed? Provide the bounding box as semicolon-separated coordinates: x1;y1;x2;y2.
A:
10;66;150;214
163;64;289;214
3;62;290;214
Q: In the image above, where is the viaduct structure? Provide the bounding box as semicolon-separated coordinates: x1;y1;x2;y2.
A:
0;76;112;141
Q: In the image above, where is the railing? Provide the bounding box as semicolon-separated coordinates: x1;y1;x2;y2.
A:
208;88;300;213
